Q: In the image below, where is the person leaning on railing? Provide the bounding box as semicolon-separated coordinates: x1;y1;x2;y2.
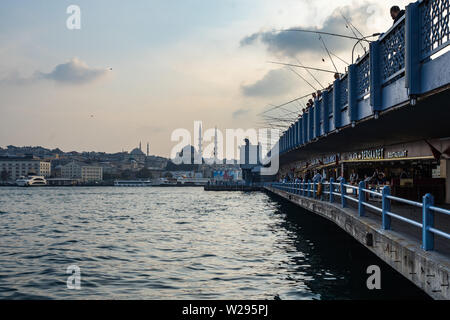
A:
390;5;405;25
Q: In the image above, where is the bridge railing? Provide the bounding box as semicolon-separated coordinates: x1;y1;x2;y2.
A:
278;0;450;155
270;179;450;252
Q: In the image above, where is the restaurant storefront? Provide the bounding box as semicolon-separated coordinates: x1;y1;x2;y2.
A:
279;139;450;204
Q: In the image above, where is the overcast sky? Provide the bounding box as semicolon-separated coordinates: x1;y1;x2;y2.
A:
0;0;410;157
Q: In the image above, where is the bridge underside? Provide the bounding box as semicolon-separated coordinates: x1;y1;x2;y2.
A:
280;85;450;165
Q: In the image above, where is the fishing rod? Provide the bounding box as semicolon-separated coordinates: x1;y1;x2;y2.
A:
295;57;324;90
330;52;349;65
352;33;381;63
258;92;314;116
268;102;301;114
340;12;366;52
341;12;365;39
277;28;374;42
286;66;317;92
261;110;301;119
319;35;339;74
268;61;336;74
264;105;300;115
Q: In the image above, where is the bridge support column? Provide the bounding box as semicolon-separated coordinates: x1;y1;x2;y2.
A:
309;108;314;141
348;64;358;123
322;91;329;134
405;2;421;96
370;40;382;113
333;79;341;129
314;99;321;138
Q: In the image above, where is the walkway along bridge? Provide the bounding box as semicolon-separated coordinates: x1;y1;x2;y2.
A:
265;0;450;299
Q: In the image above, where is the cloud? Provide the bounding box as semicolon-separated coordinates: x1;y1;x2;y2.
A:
241;68;297;97
232;108;250;119
0;58;109;85
37;58;109;84
240;3;381;57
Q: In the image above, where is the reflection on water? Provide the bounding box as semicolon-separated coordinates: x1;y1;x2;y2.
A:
0;187;429;299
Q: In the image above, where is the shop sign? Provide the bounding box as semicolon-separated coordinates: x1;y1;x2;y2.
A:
323;154;339;165
349;148;384;161
387;150;408;159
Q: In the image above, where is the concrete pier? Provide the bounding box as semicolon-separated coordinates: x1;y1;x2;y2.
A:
265;186;450;300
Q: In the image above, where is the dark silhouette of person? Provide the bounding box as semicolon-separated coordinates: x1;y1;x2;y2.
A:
390;6;405;24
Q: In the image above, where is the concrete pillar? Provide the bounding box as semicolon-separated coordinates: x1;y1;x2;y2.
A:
442;159;450;204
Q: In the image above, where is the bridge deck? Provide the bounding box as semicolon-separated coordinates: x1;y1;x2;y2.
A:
343;198;450;256
265;186;450;299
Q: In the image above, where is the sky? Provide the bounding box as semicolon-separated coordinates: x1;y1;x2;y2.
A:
0;0;410;157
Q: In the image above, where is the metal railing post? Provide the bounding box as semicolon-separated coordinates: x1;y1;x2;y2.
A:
358;181;365;217
382;186;391;230
320;178;325;201
422;193;435;251
313;182;317;199
340;179;346;208
308;180;312;198
330;178;334;203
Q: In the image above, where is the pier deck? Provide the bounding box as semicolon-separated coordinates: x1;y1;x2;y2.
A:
265;186;450;300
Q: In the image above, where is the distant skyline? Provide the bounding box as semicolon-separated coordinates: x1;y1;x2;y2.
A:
0;0;409;157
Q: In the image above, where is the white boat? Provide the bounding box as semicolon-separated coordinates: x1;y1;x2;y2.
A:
16;176;47;187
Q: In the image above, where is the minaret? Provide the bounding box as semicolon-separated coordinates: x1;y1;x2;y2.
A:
147;143;149;156
214;126;218;161
139;141;142;152
198;124;203;158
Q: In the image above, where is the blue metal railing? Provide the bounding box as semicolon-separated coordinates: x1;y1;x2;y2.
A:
278;0;450;155
270;180;450;252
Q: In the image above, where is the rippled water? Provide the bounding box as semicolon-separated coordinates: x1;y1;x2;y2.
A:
0;187;429;300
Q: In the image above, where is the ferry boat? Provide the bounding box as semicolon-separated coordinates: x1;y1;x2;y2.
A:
16;176;47;187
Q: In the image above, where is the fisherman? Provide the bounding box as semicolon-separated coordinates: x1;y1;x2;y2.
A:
390;6;405;24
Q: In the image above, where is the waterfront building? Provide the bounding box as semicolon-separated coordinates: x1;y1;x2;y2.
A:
81;166;103;183
61;161;103;183
0;156;51;181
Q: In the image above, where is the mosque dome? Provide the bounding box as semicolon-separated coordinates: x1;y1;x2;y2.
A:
130;148;145;156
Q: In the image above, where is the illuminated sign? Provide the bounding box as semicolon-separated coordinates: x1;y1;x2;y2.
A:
387;150;408;159
349;148;384;161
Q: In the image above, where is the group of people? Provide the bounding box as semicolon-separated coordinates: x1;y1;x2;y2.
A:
349;169;387;186
280;168;389;187
300;6;405;117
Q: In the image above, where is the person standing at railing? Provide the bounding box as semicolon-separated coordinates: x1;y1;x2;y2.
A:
313;171;322;183
349;170;359;185
390;6;405;24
